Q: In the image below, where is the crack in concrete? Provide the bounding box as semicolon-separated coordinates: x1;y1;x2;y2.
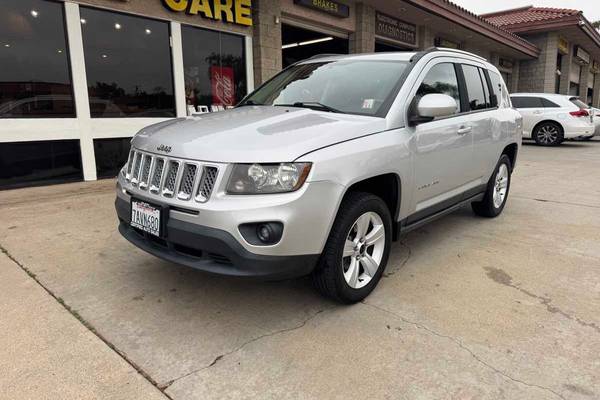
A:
160;308;332;391
513;195;600;210
0;244;174;400
361;301;566;400
484;267;600;335
384;242;412;277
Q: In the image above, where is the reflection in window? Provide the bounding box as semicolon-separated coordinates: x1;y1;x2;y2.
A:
80;7;175;118
416;63;461;114
182;26;247;113
462;64;488;111
94;138;131;178
0;140;82;189
0;0;74;118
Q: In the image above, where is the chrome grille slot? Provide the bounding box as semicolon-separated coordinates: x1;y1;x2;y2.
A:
150;158;165;194
177;164;197;200
131;152;143;185
196;166;218;202
162;161;180;197
125;150;135;180
139;155;152;189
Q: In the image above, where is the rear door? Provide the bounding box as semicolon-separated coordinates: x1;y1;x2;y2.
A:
510;96;545;137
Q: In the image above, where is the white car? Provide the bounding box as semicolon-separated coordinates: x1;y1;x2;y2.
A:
510;93;594;146
116;49;521;303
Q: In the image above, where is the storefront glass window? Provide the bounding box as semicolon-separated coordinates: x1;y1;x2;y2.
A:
182;26;247;112
0;0;74;118
80;7;175;118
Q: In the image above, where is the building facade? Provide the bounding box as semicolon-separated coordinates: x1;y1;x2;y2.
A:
0;0;598;190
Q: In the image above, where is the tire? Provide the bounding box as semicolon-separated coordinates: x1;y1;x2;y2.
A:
533;121;563;146
472;155;512;218
312;192;392;304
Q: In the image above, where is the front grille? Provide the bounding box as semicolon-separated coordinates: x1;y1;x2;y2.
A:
124;149;219;203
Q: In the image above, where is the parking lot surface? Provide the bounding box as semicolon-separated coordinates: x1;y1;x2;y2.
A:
1;140;599;400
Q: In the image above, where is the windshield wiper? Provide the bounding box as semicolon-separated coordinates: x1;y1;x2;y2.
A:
276;102;345;114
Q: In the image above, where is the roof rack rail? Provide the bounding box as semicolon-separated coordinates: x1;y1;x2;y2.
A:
422;47;488;61
304;53;343;61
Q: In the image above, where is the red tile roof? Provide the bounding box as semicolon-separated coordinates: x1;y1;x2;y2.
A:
482;6;581;28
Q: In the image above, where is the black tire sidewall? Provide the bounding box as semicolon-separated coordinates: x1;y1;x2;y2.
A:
326;194;392;303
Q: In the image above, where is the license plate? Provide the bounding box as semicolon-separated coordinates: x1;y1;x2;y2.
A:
130;199;162;237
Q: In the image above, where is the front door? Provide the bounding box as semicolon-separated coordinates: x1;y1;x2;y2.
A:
407;61;475;221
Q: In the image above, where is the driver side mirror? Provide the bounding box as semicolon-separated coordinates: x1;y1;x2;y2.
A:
409;94;458;126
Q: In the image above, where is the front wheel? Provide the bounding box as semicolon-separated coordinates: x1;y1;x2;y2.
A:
472;154;512;218
312;192;392;303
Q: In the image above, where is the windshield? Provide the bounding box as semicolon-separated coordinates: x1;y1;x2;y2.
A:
241;60;409;116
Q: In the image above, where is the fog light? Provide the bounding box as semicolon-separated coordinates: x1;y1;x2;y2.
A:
239;222;284;246
257;224;272;243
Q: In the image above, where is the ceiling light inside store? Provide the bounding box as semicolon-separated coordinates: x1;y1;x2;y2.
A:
57;49;63;53
282;43;299;49
81;18;86;24
299;37;333;46
4;44;10;48
115;23;122;30
145;28;152;34
31;10;39;18
102;54;108;58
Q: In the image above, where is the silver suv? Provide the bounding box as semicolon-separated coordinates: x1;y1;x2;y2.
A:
116;49;522;303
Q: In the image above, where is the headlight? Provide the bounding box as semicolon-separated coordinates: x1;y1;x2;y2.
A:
226;163;312;194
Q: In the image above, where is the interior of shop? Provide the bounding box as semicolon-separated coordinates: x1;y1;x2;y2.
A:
281;24;349;68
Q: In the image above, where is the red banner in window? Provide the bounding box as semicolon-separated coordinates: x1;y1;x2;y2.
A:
210;66;235;107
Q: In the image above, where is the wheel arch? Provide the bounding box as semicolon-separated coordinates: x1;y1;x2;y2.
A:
532;119;564;136
501;142;519;171
339;173;402;241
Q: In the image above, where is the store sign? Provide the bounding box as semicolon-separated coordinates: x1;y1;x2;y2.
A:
376;13;416;46
293;0;350;18
211;66;235;106
434;37;460;49
592;60;600;74
162;0;252;26
558;37;569;54
575;46;590;64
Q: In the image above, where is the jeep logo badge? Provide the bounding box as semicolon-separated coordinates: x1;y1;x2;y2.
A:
157;144;172;153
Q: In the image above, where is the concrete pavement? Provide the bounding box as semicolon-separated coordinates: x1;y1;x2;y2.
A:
0;140;599;399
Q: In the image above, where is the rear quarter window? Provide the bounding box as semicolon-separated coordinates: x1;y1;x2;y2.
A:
510;97;543;108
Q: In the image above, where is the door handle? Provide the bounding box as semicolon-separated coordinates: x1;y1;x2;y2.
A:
457;126;472;135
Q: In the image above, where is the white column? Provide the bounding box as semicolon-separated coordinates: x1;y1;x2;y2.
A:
170;22;187;118
245;35;255;93
64;2;96;181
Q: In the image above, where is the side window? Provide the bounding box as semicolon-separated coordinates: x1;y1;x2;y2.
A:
511;97;544;108
415;63;461;115
461;64;487;111
478;68;491;108
541;98;560;108
488;71;510;108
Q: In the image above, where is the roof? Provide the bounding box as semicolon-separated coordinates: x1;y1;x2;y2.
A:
510;93;576;99
482;6;581;28
401;0;540;58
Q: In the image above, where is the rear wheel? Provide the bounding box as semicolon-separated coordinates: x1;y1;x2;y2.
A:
312;192;391;304
472;155;512;218
533;122;563;146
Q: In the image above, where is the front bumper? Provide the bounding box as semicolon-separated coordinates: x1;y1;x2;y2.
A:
116;196;319;279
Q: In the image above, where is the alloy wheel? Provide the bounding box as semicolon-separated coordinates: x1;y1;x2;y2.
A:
493;164;509;209
342;212;386;289
537;124;559;145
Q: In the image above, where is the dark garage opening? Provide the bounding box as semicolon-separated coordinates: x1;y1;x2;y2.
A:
375;41;411;53
282;24;349;68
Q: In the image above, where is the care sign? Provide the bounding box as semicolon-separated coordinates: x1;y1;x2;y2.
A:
162;0;252;26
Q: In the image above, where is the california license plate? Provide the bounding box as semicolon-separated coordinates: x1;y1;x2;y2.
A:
130;199;162;237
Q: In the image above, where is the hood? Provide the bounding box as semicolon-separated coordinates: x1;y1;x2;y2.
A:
131;106;386;163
